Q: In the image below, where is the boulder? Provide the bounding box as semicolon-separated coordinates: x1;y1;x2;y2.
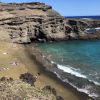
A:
19;73;37;86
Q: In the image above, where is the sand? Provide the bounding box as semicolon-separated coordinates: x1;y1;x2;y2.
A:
0;40;92;100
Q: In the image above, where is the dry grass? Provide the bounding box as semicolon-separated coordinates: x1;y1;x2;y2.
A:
0;80;56;100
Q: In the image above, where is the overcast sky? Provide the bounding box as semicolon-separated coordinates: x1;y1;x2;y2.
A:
1;0;100;16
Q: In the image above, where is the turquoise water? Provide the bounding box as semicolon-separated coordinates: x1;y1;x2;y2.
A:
38;40;100;98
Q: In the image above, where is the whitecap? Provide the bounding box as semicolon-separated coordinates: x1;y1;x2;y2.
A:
57;64;87;78
52;61;100;86
63;78;98;98
54;70;99;99
89;80;100;86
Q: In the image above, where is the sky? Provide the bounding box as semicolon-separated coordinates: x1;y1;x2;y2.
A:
1;0;100;16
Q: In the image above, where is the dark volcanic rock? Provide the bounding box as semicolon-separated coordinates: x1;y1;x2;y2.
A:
19;73;37;86
43;85;57;96
0;2;100;43
56;96;64;100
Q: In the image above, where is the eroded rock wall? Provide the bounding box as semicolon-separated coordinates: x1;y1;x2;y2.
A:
0;2;100;43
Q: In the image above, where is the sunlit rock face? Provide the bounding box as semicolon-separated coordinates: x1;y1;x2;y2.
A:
0;2;100;43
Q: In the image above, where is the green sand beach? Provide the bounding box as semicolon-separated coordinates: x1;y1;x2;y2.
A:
0;41;89;100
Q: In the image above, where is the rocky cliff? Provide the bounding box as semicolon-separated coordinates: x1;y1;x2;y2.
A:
0;2;100;43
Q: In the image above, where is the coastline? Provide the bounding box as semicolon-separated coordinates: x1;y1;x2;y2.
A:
0;2;100;100
24;43;93;100
0;40;94;100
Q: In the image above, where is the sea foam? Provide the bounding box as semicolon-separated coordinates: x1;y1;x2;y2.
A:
57;64;87;78
57;64;100;86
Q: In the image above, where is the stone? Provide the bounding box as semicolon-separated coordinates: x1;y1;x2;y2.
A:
42;85;57;96
0;2;100;43
56;96;64;100
19;73;37;86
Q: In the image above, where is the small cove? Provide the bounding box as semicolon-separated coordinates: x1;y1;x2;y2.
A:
38;40;100;99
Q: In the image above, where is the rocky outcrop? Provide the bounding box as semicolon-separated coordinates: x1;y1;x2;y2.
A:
66;19;100;40
20;73;37;86
0;2;100;43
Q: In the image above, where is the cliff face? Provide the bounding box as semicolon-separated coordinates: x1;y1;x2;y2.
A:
66;19;100;40
0;2;100;43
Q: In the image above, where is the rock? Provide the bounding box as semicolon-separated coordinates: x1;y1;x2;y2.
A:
56;96;64;100
42;85;57;96
0;77;6;81
19;73;37;86
0;2;100;43
0;77;13;82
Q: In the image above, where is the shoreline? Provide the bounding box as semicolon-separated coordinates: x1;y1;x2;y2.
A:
0;40;93;100
24;43;93;100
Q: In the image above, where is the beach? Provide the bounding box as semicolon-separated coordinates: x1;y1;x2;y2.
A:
0;40;91;100
24;43;92;100
0;1;100;100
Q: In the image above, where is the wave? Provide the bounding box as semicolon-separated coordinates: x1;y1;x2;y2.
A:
55;63;100;86
63;79;99;98
57;64;87;78
54;70;99;99
51;61;100;99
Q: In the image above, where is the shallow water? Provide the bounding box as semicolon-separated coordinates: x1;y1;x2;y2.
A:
38;40;100;99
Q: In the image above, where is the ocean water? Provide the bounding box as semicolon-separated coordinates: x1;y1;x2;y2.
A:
65;16;100;20
38;40;100;99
